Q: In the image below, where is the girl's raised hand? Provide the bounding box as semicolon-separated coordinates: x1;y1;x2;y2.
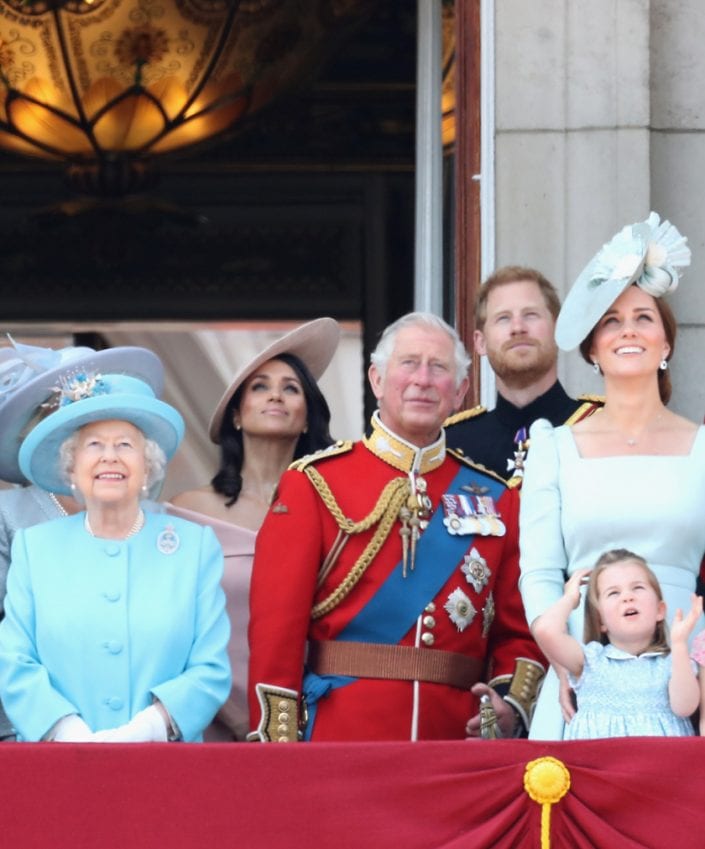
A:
671;593;704;647
563;568;592;609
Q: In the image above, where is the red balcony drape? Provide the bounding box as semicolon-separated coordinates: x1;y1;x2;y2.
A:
2;738;702;849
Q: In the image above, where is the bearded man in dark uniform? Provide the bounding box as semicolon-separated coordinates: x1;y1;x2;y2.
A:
445;266;601;486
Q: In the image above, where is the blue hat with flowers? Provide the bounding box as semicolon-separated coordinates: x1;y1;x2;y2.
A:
19;372;184;495
0;339;165;484
555;211;691;351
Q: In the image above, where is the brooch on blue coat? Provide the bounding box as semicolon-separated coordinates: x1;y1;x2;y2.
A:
157;525;180;555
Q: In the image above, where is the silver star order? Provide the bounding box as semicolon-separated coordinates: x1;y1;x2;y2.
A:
444;588;476;632
461;547;491;593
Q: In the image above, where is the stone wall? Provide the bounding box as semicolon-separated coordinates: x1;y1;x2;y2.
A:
493;0;705;419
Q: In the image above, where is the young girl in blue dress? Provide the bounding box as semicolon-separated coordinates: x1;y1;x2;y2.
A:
532;548;701;739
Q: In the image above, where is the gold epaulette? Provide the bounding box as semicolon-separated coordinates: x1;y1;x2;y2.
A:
288;440;354;472
447;448;508;487
443;405;487;428
566;395;605;426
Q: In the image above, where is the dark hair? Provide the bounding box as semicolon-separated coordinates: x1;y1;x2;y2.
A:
583;548;669;654
475;265;561;331
578;288;677;404
211;352;333;505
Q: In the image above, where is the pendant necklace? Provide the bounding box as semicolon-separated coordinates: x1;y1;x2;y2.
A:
614;413;663;447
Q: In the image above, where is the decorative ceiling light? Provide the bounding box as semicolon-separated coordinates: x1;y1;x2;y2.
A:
441;2;455;149
0;0;369;194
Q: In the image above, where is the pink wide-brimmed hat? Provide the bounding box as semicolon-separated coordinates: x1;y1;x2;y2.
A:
208;318;340;443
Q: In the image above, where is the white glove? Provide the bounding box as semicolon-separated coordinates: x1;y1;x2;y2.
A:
49;714;96;742
93;706;168;743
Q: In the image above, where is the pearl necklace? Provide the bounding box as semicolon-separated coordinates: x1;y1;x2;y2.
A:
84;509;145;540
49;492;68;517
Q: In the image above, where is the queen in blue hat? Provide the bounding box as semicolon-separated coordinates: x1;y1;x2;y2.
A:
0;338;166;741
0;363;231;742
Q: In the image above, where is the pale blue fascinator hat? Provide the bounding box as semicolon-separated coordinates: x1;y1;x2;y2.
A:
555;211;691;351
0;339;164;484
19;371;184;496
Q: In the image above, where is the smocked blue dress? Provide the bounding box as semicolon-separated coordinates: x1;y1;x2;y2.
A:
565;642;695;739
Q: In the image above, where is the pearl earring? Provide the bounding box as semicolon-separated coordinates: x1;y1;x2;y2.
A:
660;359;668;371
592;361;600;374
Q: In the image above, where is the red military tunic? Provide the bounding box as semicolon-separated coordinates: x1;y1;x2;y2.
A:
248;414;544;742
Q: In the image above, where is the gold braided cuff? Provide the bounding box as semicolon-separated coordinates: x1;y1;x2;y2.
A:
501;658;546;730
247;684;300;743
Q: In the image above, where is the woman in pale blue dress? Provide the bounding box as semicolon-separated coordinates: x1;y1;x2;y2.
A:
520;212;705;739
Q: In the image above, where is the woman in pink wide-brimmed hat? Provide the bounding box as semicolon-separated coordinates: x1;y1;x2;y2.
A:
170;318;340;740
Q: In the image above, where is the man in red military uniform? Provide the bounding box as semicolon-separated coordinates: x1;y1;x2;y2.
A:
248;312;545;742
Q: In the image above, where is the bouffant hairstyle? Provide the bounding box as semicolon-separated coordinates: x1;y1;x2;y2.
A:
59;431;167;494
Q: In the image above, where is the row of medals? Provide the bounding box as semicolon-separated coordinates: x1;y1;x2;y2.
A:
397;476;507;577
442;491;506;538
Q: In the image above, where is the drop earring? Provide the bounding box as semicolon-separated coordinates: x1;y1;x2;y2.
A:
660;359;668;371
592;361;600;374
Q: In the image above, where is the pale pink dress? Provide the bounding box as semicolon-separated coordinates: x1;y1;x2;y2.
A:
690;631;705;667
166;503;256;741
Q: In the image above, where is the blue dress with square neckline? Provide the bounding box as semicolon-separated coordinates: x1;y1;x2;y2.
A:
519;419;705;739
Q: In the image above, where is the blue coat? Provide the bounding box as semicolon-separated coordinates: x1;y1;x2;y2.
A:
0;485;66;738
0;511;231;742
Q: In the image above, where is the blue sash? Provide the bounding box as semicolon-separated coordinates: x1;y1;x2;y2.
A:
303;465;505;738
